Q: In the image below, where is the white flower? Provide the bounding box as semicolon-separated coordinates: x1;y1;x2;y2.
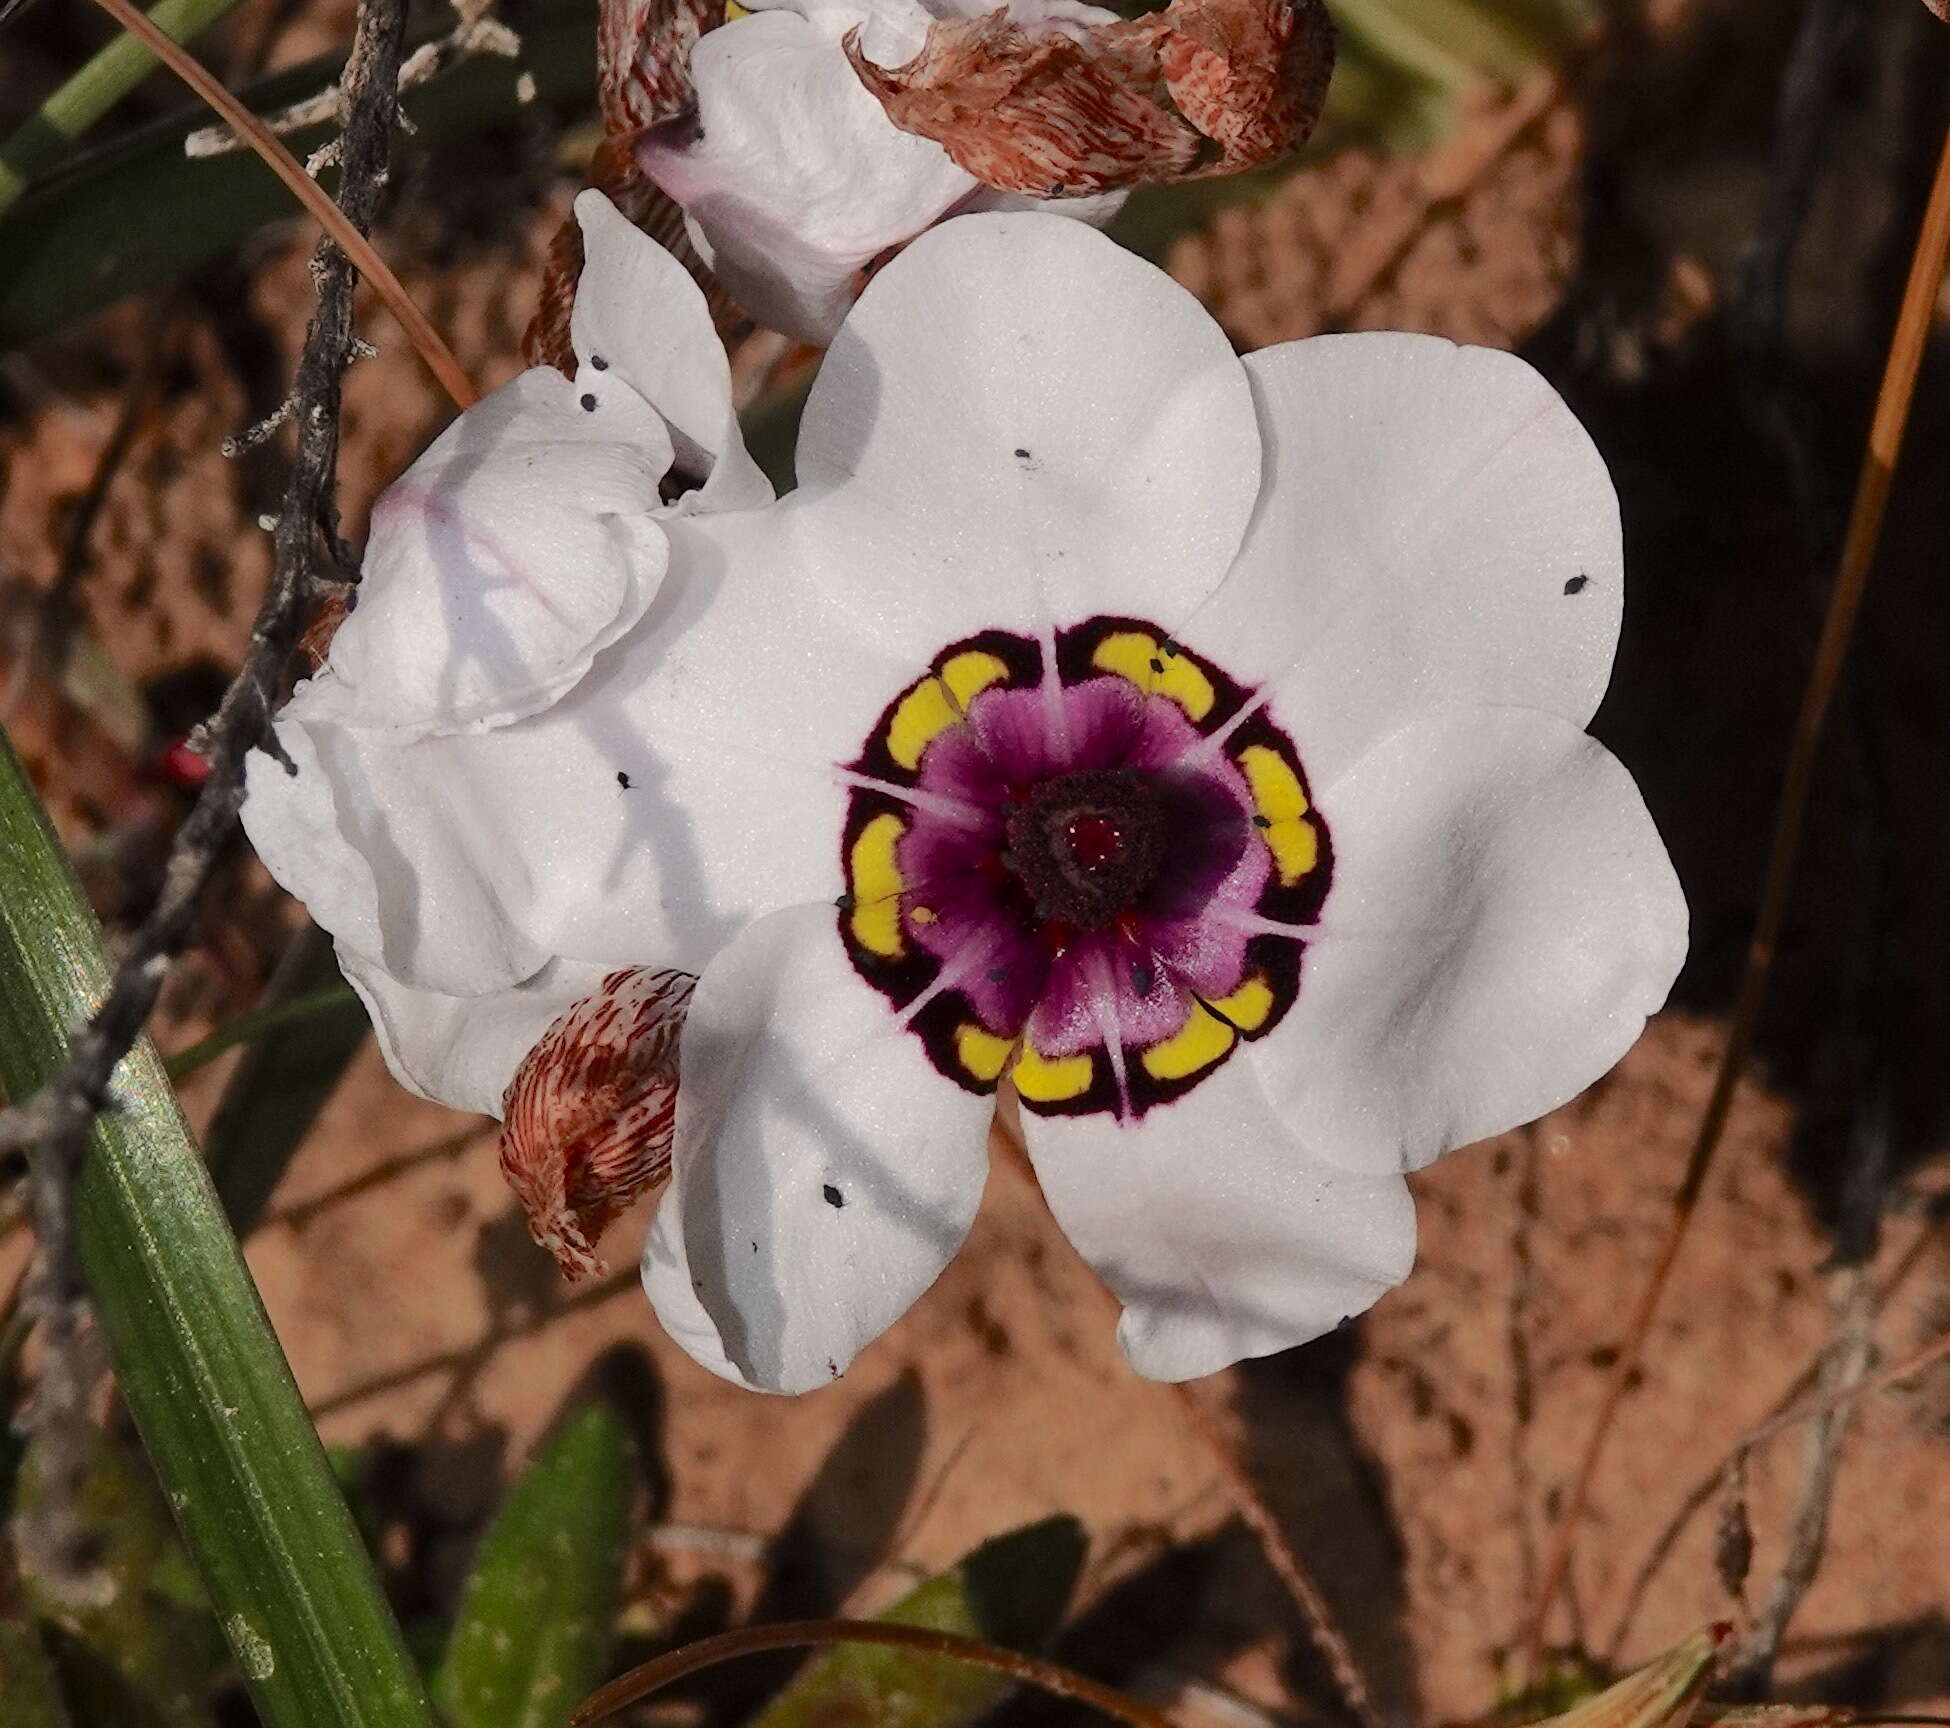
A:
632;0;1126;343
243;191;1687;1393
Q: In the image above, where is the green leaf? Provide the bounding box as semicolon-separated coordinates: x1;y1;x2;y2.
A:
0;727;438;1728
17;1425;227;1728
749;1516;1088;1728
0;0;247;219
0;0;597;348
432;1401;634;1728
198;921;366;1236
0;1616;75;1728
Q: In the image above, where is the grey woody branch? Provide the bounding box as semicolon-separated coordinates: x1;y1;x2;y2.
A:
2;0;407;1591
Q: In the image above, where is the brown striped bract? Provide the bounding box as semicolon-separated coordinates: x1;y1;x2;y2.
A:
844;0;1334;197
498;966;695;1280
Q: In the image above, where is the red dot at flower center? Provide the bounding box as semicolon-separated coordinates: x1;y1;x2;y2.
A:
1064;814;1124;872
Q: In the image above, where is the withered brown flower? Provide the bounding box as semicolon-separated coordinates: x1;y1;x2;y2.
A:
499;967;694;1281
845;0;1334;197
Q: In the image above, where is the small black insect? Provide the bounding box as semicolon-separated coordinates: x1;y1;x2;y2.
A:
590;354;609;370
616;771;632;790
1564;573;1590;595
580;393;598;412
823;1184;845;1209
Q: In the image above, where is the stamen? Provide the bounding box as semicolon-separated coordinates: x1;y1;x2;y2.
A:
835;769;991;828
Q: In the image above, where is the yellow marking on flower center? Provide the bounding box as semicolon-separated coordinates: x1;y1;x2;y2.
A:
1140;999;1236;1082
1238;743;1318;886
1207;972;1275;1033
886;651;1010;770
1012;1042;1096;1103
955;1023;1015;1084
1091;631;1214;722
847;813;907;959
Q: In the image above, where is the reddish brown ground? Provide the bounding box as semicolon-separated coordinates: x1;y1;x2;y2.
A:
3;0;1948;1721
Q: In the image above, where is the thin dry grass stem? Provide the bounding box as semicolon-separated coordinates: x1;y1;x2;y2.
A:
1604;1191;1950;1660
1171;1381;1389;1728
571;1618;1184;1728
1739;1319;1950;1452
1522;111;1950;1666
78;0;478;411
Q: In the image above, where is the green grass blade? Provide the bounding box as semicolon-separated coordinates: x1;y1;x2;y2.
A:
432;1401;635;1728
0;727;438;1728
749;1516;1088;1728
197;922;366;1236
0;0;597;347
0;0;244;218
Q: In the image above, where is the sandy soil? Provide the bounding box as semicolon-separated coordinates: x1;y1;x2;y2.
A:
3;1;1949;1722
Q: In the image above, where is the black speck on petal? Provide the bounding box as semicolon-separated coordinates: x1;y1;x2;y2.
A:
1564;574;1590;595
580;393;598;412
822;1184;844;1209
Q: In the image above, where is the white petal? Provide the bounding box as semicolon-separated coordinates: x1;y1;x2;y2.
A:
243;696;554;995
635;7;972;344
306;369;673;737
791;211;1262;658
1253;706;1688;1175
339;949;611;1116
570;191;773;516
1182;334;1623;785
642;903;994;1392
1019;1060;1416;1381
248;507;917;991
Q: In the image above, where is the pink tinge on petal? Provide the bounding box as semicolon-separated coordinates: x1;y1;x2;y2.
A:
499;967;696;1280
845;0;1335;196
1030;927;1196;1057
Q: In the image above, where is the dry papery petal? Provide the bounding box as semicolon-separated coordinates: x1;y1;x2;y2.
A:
845;0;1334;197
499;967;695;1280
600;0;723;136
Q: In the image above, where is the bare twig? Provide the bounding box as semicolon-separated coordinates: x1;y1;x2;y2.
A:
1727;1264;1875;1693
3;0;410;1595
1523;109;1950;1663
68;0;475;409
1604;1187;1950;1659
184;14;522;162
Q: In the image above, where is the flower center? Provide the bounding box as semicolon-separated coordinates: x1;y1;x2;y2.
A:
1005;769;1166;930
838;619;1332;1120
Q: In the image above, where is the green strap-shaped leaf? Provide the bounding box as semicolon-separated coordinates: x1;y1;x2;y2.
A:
199;921;367;1236
0;728;437;1728
750;1516;1089;1728
0;1617;76;1728
0;0;247;218
432;1401;635;1728
0;0;597;347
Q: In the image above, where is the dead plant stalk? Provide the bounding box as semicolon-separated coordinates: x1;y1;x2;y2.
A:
1524;109;1950;1662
